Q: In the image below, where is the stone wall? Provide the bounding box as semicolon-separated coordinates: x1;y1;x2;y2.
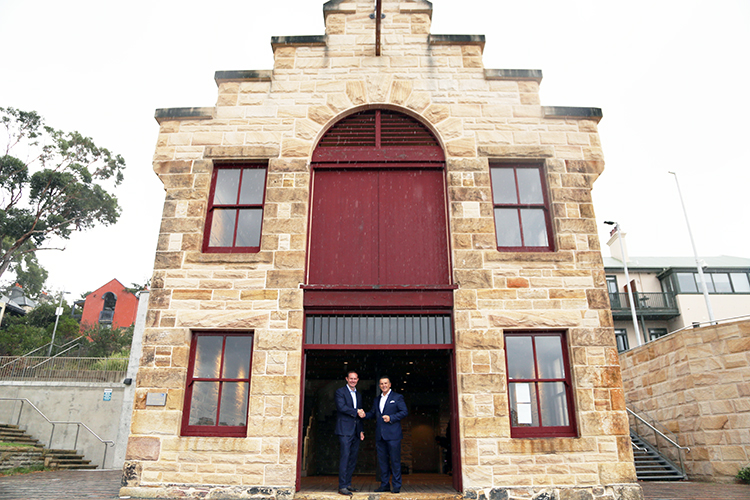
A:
124;1;639;498
620;319;750;482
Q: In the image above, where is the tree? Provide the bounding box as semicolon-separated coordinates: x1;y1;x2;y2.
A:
1;237;48;299
0;302;79;356
0;107;125;281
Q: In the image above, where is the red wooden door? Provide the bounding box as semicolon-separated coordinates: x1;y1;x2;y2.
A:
308;168;449;286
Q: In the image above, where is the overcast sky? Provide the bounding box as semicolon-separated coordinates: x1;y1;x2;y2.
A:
1;0;748;300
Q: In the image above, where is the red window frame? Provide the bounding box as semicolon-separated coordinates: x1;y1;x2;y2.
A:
181;331;253;437
489;163;553;252
504;331;577;438
202;162;267;253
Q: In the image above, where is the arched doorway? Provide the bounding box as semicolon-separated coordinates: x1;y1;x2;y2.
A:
298;109;461;493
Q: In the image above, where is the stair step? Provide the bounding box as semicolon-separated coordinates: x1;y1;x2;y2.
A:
0;425;98;470
55;464;98;470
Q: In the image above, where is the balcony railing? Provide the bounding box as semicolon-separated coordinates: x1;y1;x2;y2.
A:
609;292;679;319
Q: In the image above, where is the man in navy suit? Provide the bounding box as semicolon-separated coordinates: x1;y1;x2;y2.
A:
365;376;408;493
334;371;365;496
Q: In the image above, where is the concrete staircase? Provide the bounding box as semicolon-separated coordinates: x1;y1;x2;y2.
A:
0;424;97;470
631;432;686;481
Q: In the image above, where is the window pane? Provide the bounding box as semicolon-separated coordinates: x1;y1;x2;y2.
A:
539;382;569;427
520;209;549;247
209;209;236;247
712;273;732;293
535;336;564;379
506;336;534;379
235;209;263;247
239;169;266;205
222;337;253;379
495;208;522;247
509;382;538;427
219;382;249;427
730;273;750;292
516;168;543;204
194;336;223;378
189;381;219;426
698;274;715;293
615;330;629;352
491;168;518;203
213;169;241;204
676;273;697;293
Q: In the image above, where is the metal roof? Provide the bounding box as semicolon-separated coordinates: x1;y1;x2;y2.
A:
603;255;750;271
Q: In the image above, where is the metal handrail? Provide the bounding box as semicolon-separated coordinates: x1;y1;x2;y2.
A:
0;397;114;469
0;336;84;370
668;313;750;336
627;407;689;476
30;341;88;370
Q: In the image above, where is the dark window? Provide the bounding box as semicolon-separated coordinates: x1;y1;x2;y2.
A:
614;329;629;353
648;328;668;341
490;164;553;251
181;332;253;437
606;275;621;309
505;331;576;438
99;292;117;324
203;164;267;253
672;271;750;294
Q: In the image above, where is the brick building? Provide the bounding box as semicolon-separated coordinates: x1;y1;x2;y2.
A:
122;1;641;499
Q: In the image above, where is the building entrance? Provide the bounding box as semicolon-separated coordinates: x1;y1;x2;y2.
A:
299;349;456;492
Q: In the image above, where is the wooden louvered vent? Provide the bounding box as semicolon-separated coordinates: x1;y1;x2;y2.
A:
312;109;444;162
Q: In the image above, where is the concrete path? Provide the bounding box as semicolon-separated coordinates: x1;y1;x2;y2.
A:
0;471;748;500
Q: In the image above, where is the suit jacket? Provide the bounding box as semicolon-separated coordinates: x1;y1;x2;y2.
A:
334;385;364;437
366;391;408;441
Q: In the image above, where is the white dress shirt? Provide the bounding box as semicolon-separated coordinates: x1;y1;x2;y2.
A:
380;390;391;413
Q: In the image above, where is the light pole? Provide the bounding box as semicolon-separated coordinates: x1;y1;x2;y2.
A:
668;171;715;324
604;221;643;346
48;291;70;357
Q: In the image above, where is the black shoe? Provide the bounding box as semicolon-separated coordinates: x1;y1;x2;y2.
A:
374;485;390;492
347;487;359;492
339;489;353;496
392;489;400;494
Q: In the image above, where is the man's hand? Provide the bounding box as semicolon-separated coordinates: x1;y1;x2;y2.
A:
382;415;390;423
360;432;365;441
357;409;365;418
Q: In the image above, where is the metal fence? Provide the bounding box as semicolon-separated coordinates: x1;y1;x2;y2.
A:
0;356;128;383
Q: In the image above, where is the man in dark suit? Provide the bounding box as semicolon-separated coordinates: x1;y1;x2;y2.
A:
365;376;408;493
334;371;365;496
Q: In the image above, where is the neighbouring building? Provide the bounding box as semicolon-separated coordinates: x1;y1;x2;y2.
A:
123;1;641;499
604;231;750;351
77;279;140;330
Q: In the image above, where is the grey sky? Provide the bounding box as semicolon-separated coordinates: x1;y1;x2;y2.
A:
1;0;748;299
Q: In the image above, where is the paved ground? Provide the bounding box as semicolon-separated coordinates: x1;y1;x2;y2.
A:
0;470;748;500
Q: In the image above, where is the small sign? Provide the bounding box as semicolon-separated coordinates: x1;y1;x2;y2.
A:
103;389;112;402
146;392;167;406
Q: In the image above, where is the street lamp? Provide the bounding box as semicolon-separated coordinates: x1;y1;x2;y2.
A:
668;171;715;324
604;221;643;346
48;291;70;357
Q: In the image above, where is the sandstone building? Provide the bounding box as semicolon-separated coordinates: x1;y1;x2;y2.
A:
122;1;642;499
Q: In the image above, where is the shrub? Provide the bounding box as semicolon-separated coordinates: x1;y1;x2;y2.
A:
738;465;750;484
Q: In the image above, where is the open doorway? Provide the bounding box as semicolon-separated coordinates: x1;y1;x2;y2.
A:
299;349;456;492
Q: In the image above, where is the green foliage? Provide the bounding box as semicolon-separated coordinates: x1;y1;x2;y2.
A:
81;324;134;358
0;106;125;282
0;302;79;356
0;464;49;476
92;350;130;371
738;465;750;484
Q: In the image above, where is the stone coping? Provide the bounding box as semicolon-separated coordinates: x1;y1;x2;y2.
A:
485;69;543;82
429;34;485;50
215;70;273;84
323;0;434;17
543;106;603;122
271;35;327;49
154;107;213;124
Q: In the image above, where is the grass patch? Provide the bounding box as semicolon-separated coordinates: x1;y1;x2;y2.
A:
0;464;49;476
